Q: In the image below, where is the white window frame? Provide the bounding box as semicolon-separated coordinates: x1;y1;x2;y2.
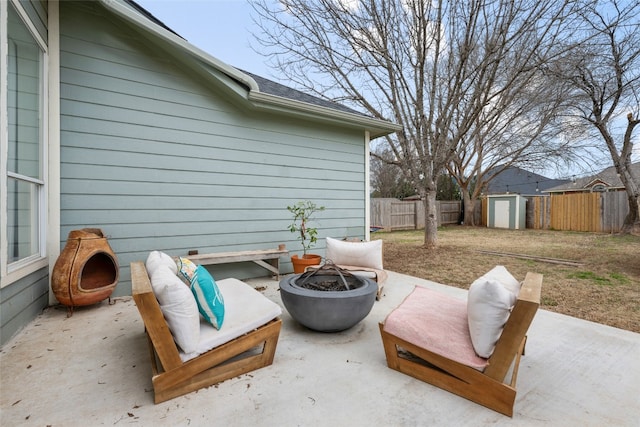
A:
0;0;48;288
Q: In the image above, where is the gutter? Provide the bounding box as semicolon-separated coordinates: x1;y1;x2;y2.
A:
248;91;401;138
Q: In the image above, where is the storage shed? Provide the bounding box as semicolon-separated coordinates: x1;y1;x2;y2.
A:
487;195;526;229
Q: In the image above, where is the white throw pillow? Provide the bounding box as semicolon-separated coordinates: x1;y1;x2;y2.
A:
467;278;518;358
325;237;383;270
145;250;178;276
145;251;200;354
482;265;521;296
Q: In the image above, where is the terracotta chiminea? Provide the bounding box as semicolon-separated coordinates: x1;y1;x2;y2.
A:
52;228;119;313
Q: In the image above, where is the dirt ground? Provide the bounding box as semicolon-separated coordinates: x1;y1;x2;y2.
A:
374;226;640;333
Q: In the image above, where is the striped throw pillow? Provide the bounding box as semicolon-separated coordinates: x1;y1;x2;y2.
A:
191;265;225;329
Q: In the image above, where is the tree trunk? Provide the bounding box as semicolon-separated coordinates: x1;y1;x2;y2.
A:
423;189;439;248
621;191;640;236
614;143;639;236
462;190;477;226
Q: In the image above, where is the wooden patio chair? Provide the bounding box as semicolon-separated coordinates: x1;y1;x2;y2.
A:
131;261;282;403
379;272;542;417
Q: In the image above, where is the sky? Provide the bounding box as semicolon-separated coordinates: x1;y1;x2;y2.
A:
135;0;281;81
134;0;638;177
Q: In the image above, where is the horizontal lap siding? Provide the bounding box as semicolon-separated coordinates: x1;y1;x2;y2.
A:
59;3;367;294
0;267;49;346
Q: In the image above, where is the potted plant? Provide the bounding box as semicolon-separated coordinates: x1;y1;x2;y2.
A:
287;200;325;273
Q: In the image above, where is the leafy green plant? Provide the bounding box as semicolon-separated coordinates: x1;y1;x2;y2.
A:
287;200;325;255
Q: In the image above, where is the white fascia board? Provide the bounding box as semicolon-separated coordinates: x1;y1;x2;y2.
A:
248;91;401;139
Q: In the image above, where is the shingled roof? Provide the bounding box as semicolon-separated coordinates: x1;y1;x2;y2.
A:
545;162;640;193
484;166;569;195
240;70;366;116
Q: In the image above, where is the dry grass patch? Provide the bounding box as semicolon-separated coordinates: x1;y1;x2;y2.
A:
375;226;640;333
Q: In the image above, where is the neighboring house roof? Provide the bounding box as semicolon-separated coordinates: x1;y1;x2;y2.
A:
104;0;401;138
545;162;640;193
484;166;569;195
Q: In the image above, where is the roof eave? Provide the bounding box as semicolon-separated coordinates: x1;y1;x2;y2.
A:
248;91;401;139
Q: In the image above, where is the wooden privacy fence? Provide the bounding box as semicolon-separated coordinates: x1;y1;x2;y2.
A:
390;200;420;230
441;201;464;224
370;198;463;230
546;192;628;233
526;196;551;230
373;192;629;233
550;193;600;231
600;191;630;232
370;199;422;230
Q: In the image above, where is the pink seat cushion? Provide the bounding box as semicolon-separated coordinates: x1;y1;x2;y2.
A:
383;286;488;371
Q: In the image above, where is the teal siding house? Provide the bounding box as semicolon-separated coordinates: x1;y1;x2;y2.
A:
0;0;399;344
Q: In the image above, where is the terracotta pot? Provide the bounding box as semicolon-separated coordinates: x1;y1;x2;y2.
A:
291;254;322;274
52;228;119;308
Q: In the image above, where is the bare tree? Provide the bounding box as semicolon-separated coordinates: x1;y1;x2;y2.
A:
449;71;572;225
549;0;640;235
370;146;415;198
251;0;573;247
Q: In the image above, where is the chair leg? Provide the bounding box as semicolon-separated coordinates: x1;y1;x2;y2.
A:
509;336;527;388
379;323;401;369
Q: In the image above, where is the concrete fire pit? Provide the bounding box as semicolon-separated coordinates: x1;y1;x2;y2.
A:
279;265;377;332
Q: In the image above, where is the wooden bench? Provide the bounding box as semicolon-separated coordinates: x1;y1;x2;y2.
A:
131;261;282;403
379;272;542;417
185;246;289;280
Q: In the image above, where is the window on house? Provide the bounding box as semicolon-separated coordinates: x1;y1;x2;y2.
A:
4;2;45;268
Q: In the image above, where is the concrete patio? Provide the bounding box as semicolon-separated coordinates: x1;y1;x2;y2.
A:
1;270;639;426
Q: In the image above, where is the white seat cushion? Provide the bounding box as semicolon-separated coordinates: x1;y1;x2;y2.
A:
180;278;282;362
